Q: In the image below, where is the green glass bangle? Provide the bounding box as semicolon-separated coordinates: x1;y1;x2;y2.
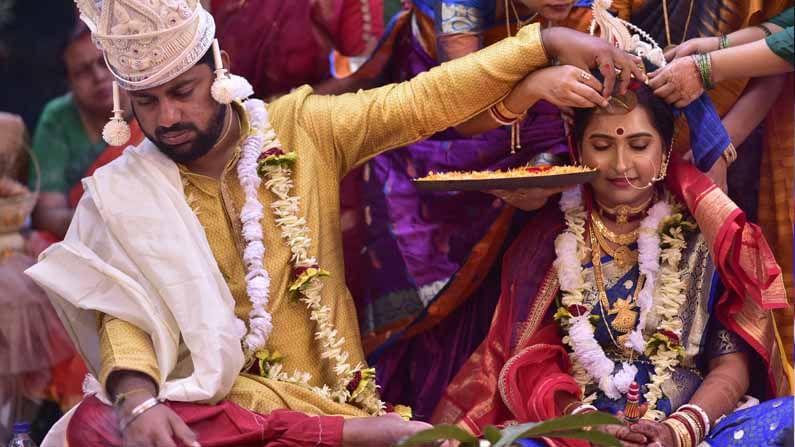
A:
693;53;715;90
718;35;730;50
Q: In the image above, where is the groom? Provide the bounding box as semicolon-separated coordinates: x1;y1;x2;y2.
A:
27;0;641;445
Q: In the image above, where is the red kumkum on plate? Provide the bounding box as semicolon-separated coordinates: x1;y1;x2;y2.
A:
413;165;598;192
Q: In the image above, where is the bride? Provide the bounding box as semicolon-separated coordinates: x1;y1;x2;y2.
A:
431;72;792;446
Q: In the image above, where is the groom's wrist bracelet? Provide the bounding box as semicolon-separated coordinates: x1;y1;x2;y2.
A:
119;396;164;431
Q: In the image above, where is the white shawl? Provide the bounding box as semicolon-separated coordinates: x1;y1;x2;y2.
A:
26;140;245;445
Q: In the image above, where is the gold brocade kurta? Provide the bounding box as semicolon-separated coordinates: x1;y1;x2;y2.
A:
98;23;550;416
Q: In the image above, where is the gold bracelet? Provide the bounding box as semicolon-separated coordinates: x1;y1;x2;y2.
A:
496;100;525;120
489;101;526;126
721;143;738;166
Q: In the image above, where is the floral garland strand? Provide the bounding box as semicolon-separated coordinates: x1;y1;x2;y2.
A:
643;204;691;420
236;99;273;353
239;98;385;415
554;188;638;399
553;188;689;417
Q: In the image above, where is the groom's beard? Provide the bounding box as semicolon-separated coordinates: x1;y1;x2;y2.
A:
137;103;227;164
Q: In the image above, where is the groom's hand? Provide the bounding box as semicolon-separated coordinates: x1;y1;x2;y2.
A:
109;370;200;447
540;27;645;98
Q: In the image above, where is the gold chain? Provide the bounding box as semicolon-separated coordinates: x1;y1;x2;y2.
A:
591;212;639;245
593;225;638;269
590;226;644;356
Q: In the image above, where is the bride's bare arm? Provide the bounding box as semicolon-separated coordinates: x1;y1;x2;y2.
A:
688;351;751;425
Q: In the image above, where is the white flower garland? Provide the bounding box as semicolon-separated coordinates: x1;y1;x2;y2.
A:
230;97;384;415
237;100;273;353
554;187;688;419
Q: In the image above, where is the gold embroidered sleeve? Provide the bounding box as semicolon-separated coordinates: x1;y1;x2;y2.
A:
271;23;549;178
98;312;161;389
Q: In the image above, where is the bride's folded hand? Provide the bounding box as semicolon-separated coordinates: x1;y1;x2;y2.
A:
593;411;648;447
627;420;677;447
596;425;647;447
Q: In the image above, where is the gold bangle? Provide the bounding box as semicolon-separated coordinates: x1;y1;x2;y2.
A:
488;106;515;126
721;143;738;165
495;100;525;120
663;418;691;447
489;101;526;126
676;411;704;443
661;420;682;447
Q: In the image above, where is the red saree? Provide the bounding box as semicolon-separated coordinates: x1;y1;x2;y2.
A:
432;158;790;440
210;0;383;99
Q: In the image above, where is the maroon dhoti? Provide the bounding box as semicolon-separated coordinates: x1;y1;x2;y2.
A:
67;395;344;446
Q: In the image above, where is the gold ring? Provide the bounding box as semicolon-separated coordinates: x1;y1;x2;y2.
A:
579;71;592;81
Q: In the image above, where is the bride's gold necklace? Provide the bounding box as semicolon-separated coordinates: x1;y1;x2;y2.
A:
595;194;654;225
590;226;644;357
591;211;638;245
593;225;637;269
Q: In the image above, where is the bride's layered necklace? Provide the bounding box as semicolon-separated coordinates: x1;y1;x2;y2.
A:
554;187;691;421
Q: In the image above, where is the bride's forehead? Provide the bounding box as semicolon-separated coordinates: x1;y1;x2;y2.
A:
584;108;655;134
